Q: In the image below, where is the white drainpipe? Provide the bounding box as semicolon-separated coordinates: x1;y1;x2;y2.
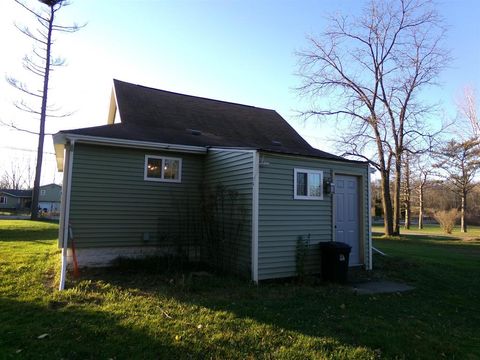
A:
251;151;259;283
59;140;74;291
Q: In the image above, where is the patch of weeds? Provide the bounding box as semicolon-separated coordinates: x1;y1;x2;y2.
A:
373;254;419;279
110;255;209;275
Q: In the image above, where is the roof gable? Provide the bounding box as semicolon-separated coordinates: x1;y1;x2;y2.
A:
57;79;362;162
113;79;319;155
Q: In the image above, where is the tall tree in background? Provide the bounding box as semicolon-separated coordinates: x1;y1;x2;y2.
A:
7;0;82;220
411;154;434;229
296;0;450;235
402;154;412;229
457;86;479;139
434;138;480;233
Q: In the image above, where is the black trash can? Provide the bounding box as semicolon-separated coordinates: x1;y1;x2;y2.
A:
320;241;352;283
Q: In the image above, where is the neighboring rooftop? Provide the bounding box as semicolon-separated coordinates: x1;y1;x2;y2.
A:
59;79;361;162
0;189;32;197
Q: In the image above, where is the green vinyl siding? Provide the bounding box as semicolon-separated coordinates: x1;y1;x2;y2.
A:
204;149;253;277
258;152;369;280
67;142;369;281
0;194;22;209
39;184;62;202
69;144;204;250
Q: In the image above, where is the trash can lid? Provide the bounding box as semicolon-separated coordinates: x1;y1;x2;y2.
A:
320;241;352;250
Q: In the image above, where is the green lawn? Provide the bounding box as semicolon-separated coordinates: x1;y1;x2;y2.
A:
373;223;480;239
1;220;479;359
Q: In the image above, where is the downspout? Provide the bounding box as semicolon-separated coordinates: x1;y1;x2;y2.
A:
367;167;373;270
59;140;74;291
251;151;259;283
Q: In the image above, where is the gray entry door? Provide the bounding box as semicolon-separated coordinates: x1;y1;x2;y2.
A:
334;175;361;265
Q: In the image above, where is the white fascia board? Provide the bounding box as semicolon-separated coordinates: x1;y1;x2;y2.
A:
107;84;120;125
57;133;207;154
53;133;67;172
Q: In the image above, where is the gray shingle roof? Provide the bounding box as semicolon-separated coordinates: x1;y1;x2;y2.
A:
61;79;362;162
0;189;32;197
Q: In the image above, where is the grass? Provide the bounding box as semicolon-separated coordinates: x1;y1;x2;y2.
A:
1;220;479;359
373;223;480;239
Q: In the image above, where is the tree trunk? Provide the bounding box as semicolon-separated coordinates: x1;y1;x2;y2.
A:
404;156;411;229
461;191;467;233
405;201;410;229
31;6;54;220
393;157;402;235
418;185;424;229
381;170;394;236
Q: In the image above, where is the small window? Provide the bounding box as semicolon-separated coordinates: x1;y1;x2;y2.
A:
40;190;46;196
0;196;7;204
294;169;323;200
144;155;182;183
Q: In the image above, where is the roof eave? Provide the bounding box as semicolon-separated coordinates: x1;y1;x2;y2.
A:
0;191;30;198
258;148;369;165
52;132;208;172
53;133;67;172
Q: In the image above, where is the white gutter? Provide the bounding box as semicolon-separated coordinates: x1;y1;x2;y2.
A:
61;133;207;153
58;140;74;291
53;133;207;172
251;151;259;283
367;166;373;270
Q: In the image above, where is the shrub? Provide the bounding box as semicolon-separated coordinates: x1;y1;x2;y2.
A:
433;209;458;234
296;234;310;282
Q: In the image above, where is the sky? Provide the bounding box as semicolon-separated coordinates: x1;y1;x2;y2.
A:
0;0;479;186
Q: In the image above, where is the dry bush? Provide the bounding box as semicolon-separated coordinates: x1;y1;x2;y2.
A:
433;209;459;234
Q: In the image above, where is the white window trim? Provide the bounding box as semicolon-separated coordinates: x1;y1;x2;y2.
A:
0;196;7;204
40;190;46;196
144;155;182;183
294;168;324;200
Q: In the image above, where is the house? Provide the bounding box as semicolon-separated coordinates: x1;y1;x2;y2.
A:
38;183;62;213
53;79;372;285
0;184;61;213
0;189;31;211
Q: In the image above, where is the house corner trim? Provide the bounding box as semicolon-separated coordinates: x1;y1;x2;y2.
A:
367;167;373;270
59;140;75;291
251;150;259;283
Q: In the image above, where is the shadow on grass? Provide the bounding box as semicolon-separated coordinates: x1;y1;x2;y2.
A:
0;228;58;242
70;253;480;360
0;297;212;359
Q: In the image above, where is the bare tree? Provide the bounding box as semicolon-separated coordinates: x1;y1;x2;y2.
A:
434;138;480;232
296;0;450;235
411;154;434;229
457;86;479;139
7;0;83;219
1;160;34;190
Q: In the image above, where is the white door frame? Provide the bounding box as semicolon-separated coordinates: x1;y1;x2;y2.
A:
332;171;365;266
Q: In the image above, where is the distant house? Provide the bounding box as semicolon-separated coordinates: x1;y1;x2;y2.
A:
0;189;31;210
53;79;372;283
38;183;62;213
0;184;61;213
